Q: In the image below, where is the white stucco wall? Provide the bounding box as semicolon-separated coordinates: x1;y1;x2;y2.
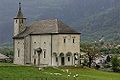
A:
58;34;80;53
14;19;26;36
31;35;52;66
14;19;19;36
14;34;80;67
24;35;31;64
52;34;80;66
14;39;25;65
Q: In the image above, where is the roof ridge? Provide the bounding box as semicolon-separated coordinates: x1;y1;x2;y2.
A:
55;19;59;33
55;19;65;33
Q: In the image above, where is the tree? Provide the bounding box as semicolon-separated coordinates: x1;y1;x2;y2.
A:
111;55;120;72
111;48;119;54
106;55;111;62
0;47;14;57
100;48;110;54
81;43;100;68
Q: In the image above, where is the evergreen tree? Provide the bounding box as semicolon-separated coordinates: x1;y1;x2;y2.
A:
111;55;120;72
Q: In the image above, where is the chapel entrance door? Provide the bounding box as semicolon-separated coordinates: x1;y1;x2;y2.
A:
38;54;40;66
61;57;65;65
34;59;36;65
36;47;42;66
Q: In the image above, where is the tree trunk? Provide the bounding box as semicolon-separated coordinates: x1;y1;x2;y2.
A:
88;56;92;68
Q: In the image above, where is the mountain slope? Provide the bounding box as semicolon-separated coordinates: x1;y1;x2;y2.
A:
0;0;118;44
79;5;120;42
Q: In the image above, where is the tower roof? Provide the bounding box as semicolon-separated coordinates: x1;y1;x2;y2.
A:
15;3;25;19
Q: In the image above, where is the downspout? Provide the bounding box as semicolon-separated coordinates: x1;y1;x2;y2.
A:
72;54;73;65
24;38;25;65
13;39;15;64
30;35;32;64
51;34;53;66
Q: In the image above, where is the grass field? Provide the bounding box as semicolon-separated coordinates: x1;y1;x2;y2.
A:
0;63;120;80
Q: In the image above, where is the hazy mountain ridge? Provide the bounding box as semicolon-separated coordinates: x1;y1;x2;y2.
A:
0;0;119;45
79;5;120;42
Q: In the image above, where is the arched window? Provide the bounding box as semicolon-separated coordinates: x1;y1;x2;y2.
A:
53;52;57;56
56;57;58;62
68;57;70;61
73;39;75;43
64;39;66;43
22;19;24;23
18;49;20;57
16;20;17;23
43;49;46;58
59;53;64;57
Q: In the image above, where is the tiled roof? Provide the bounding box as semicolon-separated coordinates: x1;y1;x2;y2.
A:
13;19;80;39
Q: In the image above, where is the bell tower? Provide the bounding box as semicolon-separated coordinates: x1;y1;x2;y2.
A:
13;2;26;36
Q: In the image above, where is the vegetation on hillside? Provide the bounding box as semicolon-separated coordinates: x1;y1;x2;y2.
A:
80;42;120;72
80;5;120;42
111;55;120;72
0;42;13;57
0;47;13;57
81;43;100;68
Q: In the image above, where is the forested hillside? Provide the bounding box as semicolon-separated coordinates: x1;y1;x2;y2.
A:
0;0;119;45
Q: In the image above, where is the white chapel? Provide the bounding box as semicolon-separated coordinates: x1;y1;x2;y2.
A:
13;3;81;67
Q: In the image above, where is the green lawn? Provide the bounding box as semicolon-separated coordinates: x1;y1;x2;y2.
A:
0;63;120;80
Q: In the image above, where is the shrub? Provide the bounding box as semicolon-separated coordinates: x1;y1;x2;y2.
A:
111;55;120;72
